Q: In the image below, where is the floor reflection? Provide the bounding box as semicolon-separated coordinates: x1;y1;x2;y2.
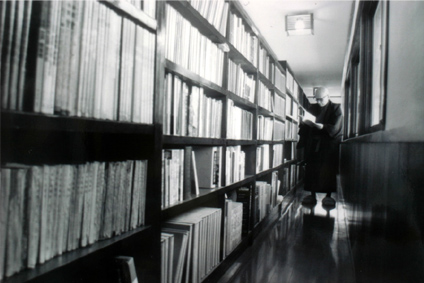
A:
225;189;355;283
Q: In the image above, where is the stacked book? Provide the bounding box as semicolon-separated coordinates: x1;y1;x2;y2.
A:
162;149;185;208
274;67;286;93
273;120;285;141
236;187;252;235
255;181;271;222
227;59;256;103
286;70;295;95
271;171;281;207
257;115;273;141
1;160;147;278
1;1;155;124
256;144;270;173
286;95;293;117
274;94;286;118
258;45;270;78
228;11;258;66
163;207;222;283
272;144;284;167
257;80;273;111
165;4;224;86
227;100;253;140
223;200;243;257
163;73;223;138
188;0;229;36
225;146;246;185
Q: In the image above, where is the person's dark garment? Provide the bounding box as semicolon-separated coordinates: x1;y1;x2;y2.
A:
298;101;343;193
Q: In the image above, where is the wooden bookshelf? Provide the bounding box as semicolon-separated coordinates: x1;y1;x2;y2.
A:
1;111;155;135
1;0;307;282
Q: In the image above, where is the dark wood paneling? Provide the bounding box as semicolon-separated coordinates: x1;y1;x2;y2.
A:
340;141;424;282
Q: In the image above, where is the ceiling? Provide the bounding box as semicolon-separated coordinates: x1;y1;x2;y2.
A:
241;0;355;101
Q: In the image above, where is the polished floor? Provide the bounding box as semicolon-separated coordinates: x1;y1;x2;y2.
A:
219;188;356;283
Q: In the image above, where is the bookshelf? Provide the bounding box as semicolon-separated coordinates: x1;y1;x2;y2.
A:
1;0;306;282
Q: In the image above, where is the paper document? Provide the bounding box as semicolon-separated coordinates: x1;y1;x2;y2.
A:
302;110;316;123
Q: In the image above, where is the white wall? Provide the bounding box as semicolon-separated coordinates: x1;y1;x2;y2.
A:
385;1;424;140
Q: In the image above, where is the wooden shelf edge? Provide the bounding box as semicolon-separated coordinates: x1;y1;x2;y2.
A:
257;106;274;117
163;135;225;146
102;0;157;30
227;43;257;74
165;60;229;96
162;176;256;217
226;139;256;146
1;111;155;135
167;0;226;43
274;87;286;98
222;175;256;192
256;165;283;178
258;72;275;90
4;225;152;283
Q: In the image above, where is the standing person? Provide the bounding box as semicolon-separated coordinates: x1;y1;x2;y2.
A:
298;87;343;207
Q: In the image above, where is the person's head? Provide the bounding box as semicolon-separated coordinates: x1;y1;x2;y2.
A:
314;87;330;107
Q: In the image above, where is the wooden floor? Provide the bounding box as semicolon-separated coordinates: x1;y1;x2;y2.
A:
218;188;356;283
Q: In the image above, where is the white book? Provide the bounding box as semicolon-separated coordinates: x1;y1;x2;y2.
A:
0;169;11;279
5;168;27;277
93;4;107;119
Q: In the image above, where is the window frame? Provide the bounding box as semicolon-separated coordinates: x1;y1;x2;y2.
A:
342;0;389;140
361;0;389;133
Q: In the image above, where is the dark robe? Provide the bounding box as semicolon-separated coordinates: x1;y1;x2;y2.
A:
298;101;343;193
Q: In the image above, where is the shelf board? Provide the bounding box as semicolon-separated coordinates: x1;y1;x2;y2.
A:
286;114;299;123
257;106;274;117
165;60;229;97
1;111;155;135
227;43;257;74
283;159;298;166
257;140;277;145
163;135;225;146
161;187;224;219
102;0;157;31
256;165;283;178
226;139;256;146
274;113;285;122
274;87;286;98
258;72;275;91
222;175;255;192
4;225;152;283
227;93;257;110
161;176;255;219
167;0;226;43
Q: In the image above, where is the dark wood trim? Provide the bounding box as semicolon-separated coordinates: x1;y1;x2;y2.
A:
1;111;156;135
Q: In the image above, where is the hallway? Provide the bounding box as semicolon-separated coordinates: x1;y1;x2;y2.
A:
219;188;355;283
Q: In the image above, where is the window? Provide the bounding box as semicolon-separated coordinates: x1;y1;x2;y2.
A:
342;0;388;140
371;1;387;127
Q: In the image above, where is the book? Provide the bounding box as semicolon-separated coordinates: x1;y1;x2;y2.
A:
161;232;174;283
161;228;189;283
224;200;243;257
191;151;199;196
302;108;316;123
166;207;222;283
115;256;139;283
162;222;193;283
183;147;193;200
5;166;27;277
0;169;11;279
193;147;222;189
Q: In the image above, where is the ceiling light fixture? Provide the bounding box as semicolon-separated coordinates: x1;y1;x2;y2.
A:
286;14;314;36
